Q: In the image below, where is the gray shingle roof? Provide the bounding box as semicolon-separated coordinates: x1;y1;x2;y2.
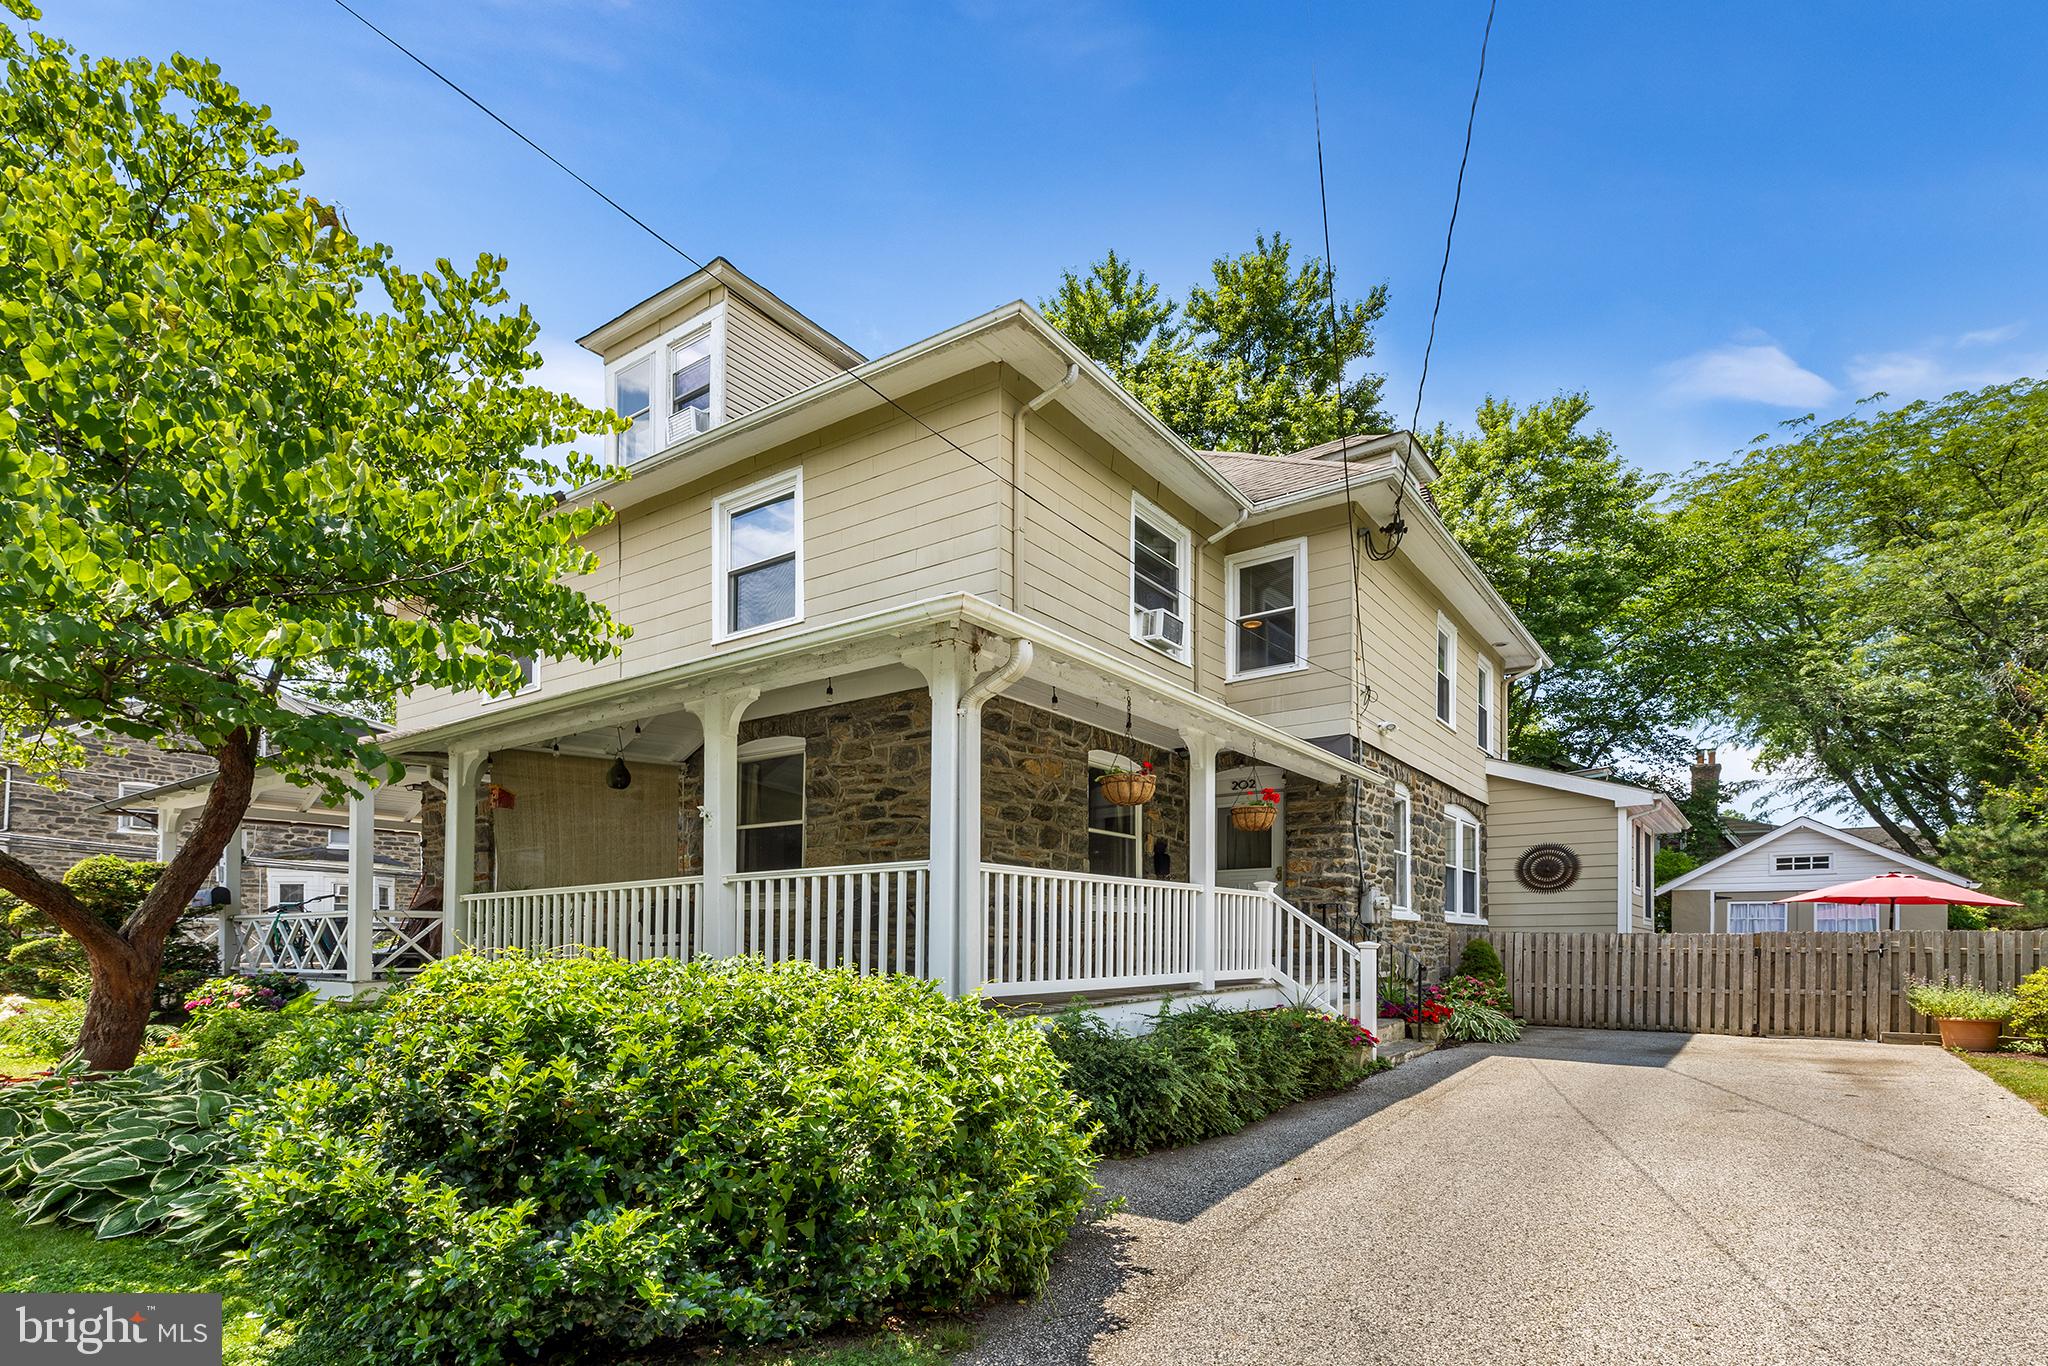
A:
1198;432;1416;506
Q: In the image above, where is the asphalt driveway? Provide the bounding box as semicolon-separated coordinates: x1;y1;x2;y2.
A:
965;1028;2048;1366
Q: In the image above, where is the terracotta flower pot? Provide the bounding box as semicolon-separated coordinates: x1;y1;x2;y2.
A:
1936;1017;2002;1052
1098;770;1156;807
1231;804;1277;833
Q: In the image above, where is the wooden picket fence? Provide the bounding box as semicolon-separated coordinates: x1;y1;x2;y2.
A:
1448;929;2048;1041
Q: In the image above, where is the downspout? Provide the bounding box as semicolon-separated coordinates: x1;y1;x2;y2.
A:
1009;366;1080;609
954;637;1033;997
962;638;1034;713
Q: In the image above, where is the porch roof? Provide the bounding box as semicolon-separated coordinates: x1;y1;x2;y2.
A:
379;594;1385;790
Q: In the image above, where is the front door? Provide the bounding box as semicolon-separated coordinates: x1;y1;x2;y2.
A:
1215;766;1285;890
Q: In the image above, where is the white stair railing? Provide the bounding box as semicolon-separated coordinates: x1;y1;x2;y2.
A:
1257;881;1378;1024
729;862;930;976
980;865;1200;994
459;875;702;961
1213;887;1277;979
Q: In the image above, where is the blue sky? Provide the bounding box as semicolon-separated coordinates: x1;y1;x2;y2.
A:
30;1;2048;813
39;0;2048;476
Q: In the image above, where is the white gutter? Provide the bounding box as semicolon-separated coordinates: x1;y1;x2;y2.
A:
962;639;1034;713
1009;366;1080;606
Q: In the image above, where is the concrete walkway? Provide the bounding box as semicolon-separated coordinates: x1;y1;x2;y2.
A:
965;1029;2048;1366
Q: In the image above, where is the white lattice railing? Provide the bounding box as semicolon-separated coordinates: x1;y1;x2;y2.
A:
730;862;930;976
226;907;444;980
980;865;1202;993
459;875;703;961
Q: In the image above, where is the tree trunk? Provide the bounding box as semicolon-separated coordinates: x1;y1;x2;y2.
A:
75;941;160;1072
0;728;258;1070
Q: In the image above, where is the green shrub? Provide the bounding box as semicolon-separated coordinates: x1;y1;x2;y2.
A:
1440;973;1513;1015
2009;967;2048;1043
0;1060;243;1246
1045;1004;1376;1156
1905;978;2016;1022
1443;1001;1522;1044
1454;937;1506;989
232;954;1094;1364
243;1001;384;1086
0;996;84;1059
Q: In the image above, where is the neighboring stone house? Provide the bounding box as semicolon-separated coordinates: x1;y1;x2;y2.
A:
147;259;1552;1011
5;729;422;923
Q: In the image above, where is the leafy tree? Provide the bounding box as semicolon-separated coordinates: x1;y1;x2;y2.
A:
0;18;625;1067
1652;380;2048;867
1651;848;1697;933
1432;394;1685;770
1042;233;1388;452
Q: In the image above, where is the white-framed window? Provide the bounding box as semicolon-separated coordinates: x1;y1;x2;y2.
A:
1390;784;1414;917
326;827;349;850
1476;659;1495;754
482;653;541;708
114;780;154;835
1435;615;1458;728
1444;804;1482;922
736;737;805;872
1773;853;1831;873
1087;749;1142;877
1129;495;1192;661
606;304;726;465
1727;900;1788;934
1225;539;1309;680
0;766;10;831
713;468;803;640
335;879;396;915
1640;829;1655;892
1814;901;1879;933
277;881;307;908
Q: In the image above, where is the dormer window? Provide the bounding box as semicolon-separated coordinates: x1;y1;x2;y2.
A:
605;304;726;466
612;356;655;464
670;329;713;434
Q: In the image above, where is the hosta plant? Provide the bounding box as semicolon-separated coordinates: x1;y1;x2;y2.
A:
1443;1001;1523;1045
0;1059;243;1246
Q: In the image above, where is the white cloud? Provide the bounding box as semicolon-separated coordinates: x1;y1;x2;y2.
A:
1662;342;1837;408
1956;321;2024;348
1844;350;1943;395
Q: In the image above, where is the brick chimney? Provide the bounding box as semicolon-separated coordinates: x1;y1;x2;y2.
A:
1689;748;1721;804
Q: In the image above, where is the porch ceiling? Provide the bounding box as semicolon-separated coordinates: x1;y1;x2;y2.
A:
382;595;1380;789
97;765;429;830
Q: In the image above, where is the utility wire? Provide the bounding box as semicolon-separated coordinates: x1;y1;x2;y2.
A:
1401;0;1499;503
326;0;1375;703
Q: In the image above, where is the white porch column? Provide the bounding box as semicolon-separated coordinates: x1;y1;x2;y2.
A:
442;749;484;949
344;785;377;990
686;688;759;961
904;644;970;998
1182;728;1220;991
217;829;244;972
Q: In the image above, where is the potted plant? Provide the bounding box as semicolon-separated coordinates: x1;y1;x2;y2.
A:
1231;785;1280;832
1095;758;1156;807
1904;978;2015;1052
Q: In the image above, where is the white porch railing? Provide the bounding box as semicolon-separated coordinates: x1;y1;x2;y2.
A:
459;875;703;961
730;862;930;976
226;907;444;980
1265;885;1378;1024
980;865;1201;993
1214;887;1277;980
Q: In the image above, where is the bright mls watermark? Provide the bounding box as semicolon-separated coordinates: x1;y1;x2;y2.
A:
6;1295;221;1363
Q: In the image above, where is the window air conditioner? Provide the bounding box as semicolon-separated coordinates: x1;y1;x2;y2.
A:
1136;607;1185;651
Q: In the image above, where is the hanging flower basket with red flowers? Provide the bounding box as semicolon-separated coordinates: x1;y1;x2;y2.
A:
1231;786;1280;832
1096;759;1156;807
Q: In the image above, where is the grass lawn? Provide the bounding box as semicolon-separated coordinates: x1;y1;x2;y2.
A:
0;1205;272;1364
1959;1049;2048;1115
0;1051;54;1078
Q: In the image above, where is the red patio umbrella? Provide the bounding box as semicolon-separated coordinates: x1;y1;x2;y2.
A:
1786;870;2019;930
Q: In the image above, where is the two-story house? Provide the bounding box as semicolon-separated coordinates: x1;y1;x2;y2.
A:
129;260;1548;1020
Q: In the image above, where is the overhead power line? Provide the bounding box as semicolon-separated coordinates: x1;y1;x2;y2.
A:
326;0;1376;703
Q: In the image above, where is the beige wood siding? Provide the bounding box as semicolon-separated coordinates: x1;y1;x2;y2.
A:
397;371;1009;731
1348;543;1503;796
722;295;843;417
1010;385;1221;690
1215;510;1356;736
1484;776;1622;932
